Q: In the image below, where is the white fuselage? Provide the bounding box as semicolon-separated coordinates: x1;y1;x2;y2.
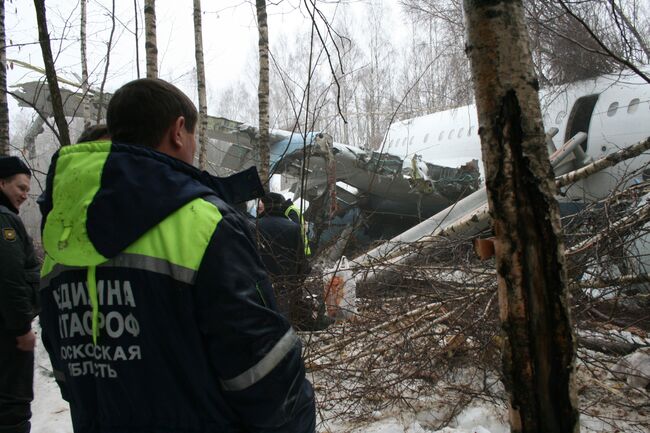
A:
381;68;650;202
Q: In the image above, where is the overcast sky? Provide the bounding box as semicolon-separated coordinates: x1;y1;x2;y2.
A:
6;1;401;104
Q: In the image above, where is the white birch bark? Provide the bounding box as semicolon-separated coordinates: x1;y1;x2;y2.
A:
256;0;270;189
193;0;208;169
0;0;9;155
144;0;157;79
463;0;578;431
80;0;90;127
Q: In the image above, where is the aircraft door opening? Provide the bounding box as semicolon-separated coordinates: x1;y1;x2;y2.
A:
564;94;599;150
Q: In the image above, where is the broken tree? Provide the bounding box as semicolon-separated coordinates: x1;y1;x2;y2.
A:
463;0;579;432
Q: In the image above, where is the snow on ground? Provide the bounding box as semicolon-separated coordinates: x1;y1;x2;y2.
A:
29;323;646;433
30;324;508;433
322;404;509;433
31;327;73;433
32;353;509;433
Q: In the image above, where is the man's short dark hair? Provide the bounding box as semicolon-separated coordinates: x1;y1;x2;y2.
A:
106;78;197;148
77;124;110;144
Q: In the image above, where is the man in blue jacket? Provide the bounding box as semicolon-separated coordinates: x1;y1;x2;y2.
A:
38;78;315;432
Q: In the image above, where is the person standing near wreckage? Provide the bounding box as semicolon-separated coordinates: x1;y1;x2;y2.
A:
257;192;311;327
0;156;40;433
38;78;315;433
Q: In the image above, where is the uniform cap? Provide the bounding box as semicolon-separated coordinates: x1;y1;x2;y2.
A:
0;156;31;179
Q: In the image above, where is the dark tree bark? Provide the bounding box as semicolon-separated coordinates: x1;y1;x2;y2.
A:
0;0;9;155
256;0;270;190
34;0;70;146
462;1;579;432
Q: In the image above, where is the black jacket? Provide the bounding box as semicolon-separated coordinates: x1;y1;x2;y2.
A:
0;192;39;336
257;212;309;285
38;141;315;433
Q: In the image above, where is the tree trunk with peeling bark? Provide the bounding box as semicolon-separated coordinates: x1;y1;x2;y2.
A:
80;0;90;128
144;0;157;79
256;0;270;190
193;0;208;169
0;0;9;155
462;1;578;432
134;0;140;78
34;0;70;147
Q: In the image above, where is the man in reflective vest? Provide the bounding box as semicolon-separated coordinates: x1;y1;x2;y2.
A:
257;193;310;328
38;78;315;433
283;198;312;256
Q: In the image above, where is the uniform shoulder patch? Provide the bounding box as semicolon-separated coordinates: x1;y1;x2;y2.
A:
2;227;16;242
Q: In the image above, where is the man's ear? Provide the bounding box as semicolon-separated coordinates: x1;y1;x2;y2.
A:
170;116;187;149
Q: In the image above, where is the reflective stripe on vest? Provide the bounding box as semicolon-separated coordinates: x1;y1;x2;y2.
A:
41;142;223;343
220;328;299;391
42;197;222;282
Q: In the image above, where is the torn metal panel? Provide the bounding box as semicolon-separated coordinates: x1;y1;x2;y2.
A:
12;80;109;121
272;136;481;216
233;127;482;254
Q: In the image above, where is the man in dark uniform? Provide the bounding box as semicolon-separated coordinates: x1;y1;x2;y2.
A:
257;193;311;328
38;79;314;433
0;156;40;433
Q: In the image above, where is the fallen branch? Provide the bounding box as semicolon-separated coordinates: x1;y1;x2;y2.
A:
578;334;641;355
567;199;650;255
556;136;650;187
571;274;650;289
306;299;453;363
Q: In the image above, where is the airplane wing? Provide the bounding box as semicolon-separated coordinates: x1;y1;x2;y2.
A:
11;80;108;121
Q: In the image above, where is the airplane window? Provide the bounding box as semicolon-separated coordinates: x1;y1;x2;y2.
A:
409;136;414;146
627;98;640;114
423;133;429;143
402;137;407;147
458;128;464;138
555;111;566;124
439;131;445;141
468;126;474;136
448;129;455;139
607;102;619;117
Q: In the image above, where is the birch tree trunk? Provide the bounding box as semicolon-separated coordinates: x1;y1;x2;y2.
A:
462;1;578;432
80;0;90;127
193;0;208;169
134;0;140;78
144;0;157;79
256;0;270;190
0;0;9;155
34;0;71;146
96;0;115;123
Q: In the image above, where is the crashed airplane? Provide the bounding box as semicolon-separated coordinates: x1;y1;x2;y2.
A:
204;67;650;254
10;66;650;256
